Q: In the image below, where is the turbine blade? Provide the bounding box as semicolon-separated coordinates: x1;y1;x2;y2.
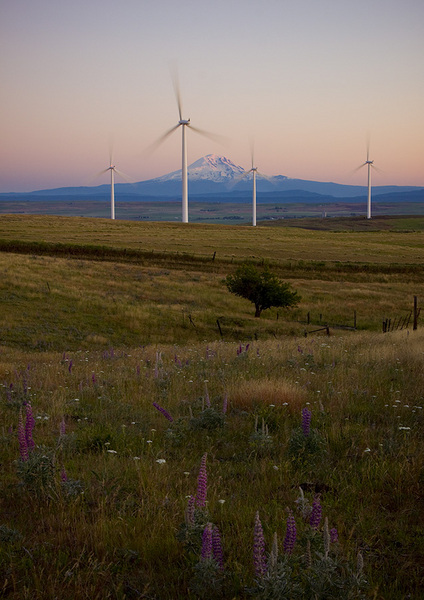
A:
228;169;252;189
256;170;274;184
113;168;134;183
371;164;384;174
170;65;183;121
145;124;180;154
108;136;114;166
188;125;227;145
366;133;371;162
249;137;255;169
353;163;367;173
86;168;110;186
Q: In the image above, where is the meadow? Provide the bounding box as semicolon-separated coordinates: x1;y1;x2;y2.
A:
0;215;423;599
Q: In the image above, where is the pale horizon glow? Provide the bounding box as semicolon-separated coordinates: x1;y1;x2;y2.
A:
1;0;423;193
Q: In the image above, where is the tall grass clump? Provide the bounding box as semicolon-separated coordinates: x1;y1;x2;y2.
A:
0;329;423;598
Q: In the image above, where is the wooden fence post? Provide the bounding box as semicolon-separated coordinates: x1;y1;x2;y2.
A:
413;296;418;330
216;319;223;337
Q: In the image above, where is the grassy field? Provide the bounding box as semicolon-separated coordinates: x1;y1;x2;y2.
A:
0;215;423;599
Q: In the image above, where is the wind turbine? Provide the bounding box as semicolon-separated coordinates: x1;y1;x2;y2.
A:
150;73;222;223
96;149;130;220
236;145;273;227
356;140;378;220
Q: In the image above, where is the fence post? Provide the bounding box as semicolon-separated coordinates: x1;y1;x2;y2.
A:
353;310;357;329
413;296;418;330
216;319;223;337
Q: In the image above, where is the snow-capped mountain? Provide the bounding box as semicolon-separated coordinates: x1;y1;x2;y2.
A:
2;155;422;202
152;154;246;184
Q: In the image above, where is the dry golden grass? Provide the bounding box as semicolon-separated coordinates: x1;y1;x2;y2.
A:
228;376;306;412
1;213;424;265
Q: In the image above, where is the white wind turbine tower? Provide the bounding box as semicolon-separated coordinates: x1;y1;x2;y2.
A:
97;148;130;220
356;140;378;220
150;72;222;223
237;145;273;226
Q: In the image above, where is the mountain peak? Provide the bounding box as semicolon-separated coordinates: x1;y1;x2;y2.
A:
188;155;245;182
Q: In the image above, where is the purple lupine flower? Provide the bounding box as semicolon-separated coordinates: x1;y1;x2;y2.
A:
185;495;195;527
68;359;73;373
212;525;224;570
25;403;35;449
330;527;339;543
253;511;267;578
204;383;210;408
18;411;28;462
201;523;213;560
60;417;66;436
245;343;250;353
195;453;207;508
310;495;322;529
61;466;68;482
222;393;228;414
152;402;174;423
91;373;97;385
301;407;312;437
283;509;297;554
237;344;242;356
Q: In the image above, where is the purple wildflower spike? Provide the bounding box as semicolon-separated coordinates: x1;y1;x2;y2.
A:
152;402;174;423
25;403;35;449
310;495;322;529
330;527;339;543
245;343;250;352
301;407;312;437
212;525;224;570
253;511;267;578
222;393;228;414
283;509;297;554
18;411;28;462
201;523;213;560
61;466;68;482
68;359;73;373
195;453;207;508
91;373;97;385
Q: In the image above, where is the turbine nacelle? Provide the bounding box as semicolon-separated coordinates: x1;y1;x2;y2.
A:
179;119;190;126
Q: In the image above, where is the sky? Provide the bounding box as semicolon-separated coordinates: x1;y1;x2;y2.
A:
1;0;423;193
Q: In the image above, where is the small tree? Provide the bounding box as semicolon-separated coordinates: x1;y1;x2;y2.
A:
225;264;300;318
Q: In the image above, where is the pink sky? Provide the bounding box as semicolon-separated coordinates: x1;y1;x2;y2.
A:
1;0;423;193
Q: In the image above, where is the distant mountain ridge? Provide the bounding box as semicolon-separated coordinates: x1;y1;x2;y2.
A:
1;154;423;201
